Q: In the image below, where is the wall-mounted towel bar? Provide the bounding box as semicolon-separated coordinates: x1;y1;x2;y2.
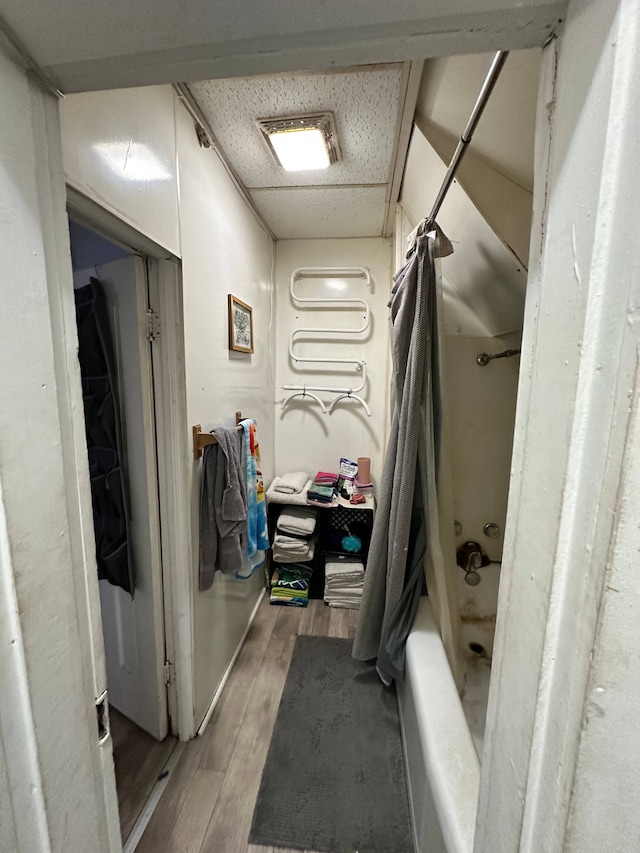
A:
283;361;368;404
281;266;372;417
329;390;371;417
193;411;243;459
288;266;370;369
281;387;327;413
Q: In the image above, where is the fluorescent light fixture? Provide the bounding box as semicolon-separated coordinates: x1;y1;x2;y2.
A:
257;112;340;172
270;127;330;171
93;141;172;183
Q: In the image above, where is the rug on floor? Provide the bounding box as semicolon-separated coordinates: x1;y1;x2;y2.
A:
249;634;413;853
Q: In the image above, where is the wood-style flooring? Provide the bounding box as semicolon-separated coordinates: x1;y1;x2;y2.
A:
110;706;177;841
137;596;359;853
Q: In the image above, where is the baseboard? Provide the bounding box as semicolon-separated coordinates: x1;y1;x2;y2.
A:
196;588;265;737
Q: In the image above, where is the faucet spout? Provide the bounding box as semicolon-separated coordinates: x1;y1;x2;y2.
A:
467;550;482;571
456;540;487;574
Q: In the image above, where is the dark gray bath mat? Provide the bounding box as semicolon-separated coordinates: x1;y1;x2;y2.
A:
249;634;413;853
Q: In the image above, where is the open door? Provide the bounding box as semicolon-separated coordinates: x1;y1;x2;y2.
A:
74;256;169;741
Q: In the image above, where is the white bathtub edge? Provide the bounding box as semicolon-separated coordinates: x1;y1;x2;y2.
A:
398;598;480;853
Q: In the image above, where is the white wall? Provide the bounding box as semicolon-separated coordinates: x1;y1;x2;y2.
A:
416;49;540;190
415;48;539;267
274;238;392;486
0;41;119;852
477;1;640;850
60;85;275;731
418;119;534;267
444;332;520;565
60;85;180;255
402;128;527;338
175;91;275;726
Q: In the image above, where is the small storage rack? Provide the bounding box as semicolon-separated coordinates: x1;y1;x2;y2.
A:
267;499;374;600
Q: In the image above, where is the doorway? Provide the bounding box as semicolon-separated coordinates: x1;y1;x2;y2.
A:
68;218;177;839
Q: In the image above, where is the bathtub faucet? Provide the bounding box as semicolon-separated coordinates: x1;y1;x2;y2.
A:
456;541;488;586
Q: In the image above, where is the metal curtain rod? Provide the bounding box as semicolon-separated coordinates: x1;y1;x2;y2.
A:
427;50;509;224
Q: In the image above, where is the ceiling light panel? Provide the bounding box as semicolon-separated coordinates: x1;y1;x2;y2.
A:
189;68;403;188
257;113;340;172
269;128;329;171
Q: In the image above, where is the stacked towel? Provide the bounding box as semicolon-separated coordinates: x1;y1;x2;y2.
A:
314;471;338;487
272;471;308;495
267;477;312;506
277;507;317;538
307;485;336;506
273;507;317;563
270;563;313;607
324;558;365;609
354;477;374;496
272;535;316;563
307;471;338;507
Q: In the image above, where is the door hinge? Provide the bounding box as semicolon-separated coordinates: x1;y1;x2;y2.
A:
146;309;161;342
164;661;176;688
96;689;109;742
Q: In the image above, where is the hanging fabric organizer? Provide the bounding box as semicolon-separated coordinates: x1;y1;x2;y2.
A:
281;266;372;417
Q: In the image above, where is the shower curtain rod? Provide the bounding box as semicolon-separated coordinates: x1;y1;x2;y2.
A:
426;50;509;224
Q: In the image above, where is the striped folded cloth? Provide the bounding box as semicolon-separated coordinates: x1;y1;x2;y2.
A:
270;586;309;607
271;565;313;590
307;484;335;503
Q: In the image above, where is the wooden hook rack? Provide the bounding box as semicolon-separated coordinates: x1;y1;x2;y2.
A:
193;411;243;459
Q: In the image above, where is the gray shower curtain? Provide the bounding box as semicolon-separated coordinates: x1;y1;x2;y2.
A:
353;223;453;684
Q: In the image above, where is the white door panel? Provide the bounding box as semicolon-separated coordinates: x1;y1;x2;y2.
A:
74;257;168;740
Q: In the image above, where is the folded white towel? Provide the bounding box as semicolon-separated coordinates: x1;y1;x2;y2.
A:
325;565;364;577
274;471;308;494
277;507;317;537
325;559;364;607
272;537;315;564
325;561;364;578
326;598;361;609
274;534;311;552
266;478;312;506
325;559;364;569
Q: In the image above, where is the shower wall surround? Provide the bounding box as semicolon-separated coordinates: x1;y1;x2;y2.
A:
399;125;526;655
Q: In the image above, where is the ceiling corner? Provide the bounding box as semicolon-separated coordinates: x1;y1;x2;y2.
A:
383;60;424;238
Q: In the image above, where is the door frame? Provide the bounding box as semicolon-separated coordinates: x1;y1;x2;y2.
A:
67;186;195;742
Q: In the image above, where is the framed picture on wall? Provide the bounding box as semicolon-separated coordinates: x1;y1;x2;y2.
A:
228;294;254;353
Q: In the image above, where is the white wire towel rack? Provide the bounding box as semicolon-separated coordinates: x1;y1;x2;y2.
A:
281;387;327;413
281;266;372;417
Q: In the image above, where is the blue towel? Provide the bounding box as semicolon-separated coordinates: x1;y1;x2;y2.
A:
238;419;270;578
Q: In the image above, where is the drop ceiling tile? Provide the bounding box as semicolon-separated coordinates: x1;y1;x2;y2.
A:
190;67;402;188
250;186;387;239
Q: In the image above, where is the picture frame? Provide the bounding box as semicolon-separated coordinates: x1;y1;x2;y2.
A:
228;294;254;354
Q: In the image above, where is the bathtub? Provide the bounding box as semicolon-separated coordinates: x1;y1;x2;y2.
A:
398;597;483;853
